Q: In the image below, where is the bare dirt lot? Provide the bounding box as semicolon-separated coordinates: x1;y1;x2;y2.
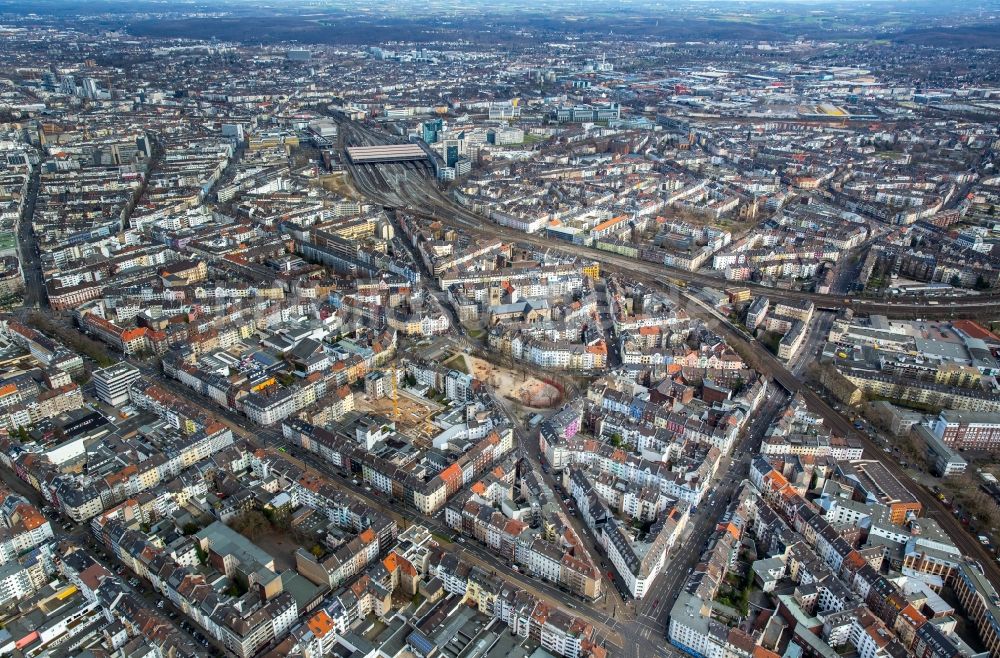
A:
253;530;298;572
450;353;561;408
316;172;362;200
357;389;442;436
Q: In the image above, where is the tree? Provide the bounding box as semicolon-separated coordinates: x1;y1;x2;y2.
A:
231;511;271;541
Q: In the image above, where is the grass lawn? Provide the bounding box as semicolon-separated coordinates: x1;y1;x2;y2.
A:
444;354;469;374
757;330;782;356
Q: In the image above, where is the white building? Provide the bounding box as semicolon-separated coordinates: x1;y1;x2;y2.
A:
93;363;142;406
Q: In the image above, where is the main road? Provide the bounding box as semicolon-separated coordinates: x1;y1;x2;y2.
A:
128;359;652;655
16;164;45;308
336;117;1000;320
675;278;1000;595
334;116;1000;622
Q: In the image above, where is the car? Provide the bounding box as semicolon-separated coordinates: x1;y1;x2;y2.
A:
156;600;165;608
979;535;991;545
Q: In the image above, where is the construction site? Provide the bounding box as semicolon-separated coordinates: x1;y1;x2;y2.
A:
359;388;441;435
448;353;561;409
355;364;444;449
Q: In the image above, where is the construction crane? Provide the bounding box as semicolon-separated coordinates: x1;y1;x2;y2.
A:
390;363;400;421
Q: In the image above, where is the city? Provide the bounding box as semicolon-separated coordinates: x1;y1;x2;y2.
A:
0;1;999;658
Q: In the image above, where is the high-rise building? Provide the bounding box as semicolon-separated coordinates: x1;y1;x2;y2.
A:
136;134;152;159
222;123;246;141
454;158;472;178
81;77;100;100
59;75;76;96
93;363;141;407
421;119;443;144
445;143;460;167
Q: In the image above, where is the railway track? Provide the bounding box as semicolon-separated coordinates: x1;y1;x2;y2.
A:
335;117;1000;592
335;117;1000;316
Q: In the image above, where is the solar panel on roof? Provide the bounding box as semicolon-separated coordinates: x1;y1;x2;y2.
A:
407;631;435;656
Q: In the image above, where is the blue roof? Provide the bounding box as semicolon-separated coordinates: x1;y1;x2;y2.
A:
407;630;435;657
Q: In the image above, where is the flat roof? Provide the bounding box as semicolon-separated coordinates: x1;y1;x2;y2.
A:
196;521;274;568
853;461;918;505
346;144;428;163
914;425;966;466
939;409;1000;425
913;337;969;361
